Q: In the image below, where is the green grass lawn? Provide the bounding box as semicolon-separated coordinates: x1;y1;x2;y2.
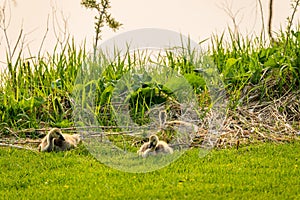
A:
1;142;300;200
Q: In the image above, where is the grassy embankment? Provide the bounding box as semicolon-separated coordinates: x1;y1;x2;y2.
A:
0;27;299;147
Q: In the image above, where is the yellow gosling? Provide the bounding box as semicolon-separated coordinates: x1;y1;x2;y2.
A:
137;134;173;158
38;128;81;152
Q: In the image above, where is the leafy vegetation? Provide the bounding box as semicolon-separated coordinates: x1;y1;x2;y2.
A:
0;0;298;158
0;40;84;132
1;25;299;145
211;29;300;106
1;142;300;199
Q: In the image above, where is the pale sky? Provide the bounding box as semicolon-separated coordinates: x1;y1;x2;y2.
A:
0;0;299;64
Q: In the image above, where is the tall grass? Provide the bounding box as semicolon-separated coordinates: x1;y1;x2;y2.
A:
211;27;300;107
0;23;300;136
0;39;85;134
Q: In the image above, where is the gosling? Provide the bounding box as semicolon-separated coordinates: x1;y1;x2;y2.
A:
38;128;81;152
137;134;173;158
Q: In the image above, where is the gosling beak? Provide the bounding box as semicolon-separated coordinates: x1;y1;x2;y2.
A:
59;135;65;141
149;143;155;149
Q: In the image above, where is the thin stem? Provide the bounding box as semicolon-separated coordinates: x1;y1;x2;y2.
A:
257;0;265;41
268;0;274;42
284;0;300;54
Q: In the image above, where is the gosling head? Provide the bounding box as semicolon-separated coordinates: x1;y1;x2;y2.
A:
58;134;65;141
148;135;159;149
49;128;65;141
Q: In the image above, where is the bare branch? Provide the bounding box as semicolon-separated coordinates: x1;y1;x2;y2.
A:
38;14;50;58
0;143;38;151
51;5;69;47
219;0;244;39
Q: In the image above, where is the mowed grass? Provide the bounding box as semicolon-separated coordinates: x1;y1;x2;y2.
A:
1;142;300;199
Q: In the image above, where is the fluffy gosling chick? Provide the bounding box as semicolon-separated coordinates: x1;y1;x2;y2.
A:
137;134;173;158
38;128;81;152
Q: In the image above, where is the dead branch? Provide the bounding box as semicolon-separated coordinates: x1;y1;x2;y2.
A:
0;143;38;151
